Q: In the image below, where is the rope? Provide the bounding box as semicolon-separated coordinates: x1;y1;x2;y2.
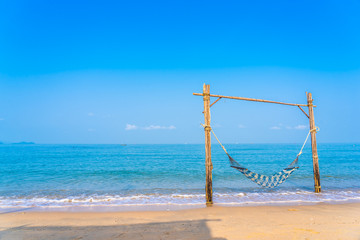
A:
201;123;228;155
297;131;310;156
201;123;320;188
297;126;319;156
201;123;319;160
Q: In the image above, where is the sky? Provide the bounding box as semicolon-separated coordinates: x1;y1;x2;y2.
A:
0;0;359;144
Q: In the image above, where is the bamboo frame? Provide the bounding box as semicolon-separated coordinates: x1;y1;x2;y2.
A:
194;85;321;206
202;84;213;205
298;106;310;119
210;97;222;108
307;93;321;193
193;93;315;107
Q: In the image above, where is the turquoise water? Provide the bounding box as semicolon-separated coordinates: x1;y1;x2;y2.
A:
0;143;359;210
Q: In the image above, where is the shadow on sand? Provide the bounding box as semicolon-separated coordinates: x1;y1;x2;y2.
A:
0;219;227;240
0;207;35;214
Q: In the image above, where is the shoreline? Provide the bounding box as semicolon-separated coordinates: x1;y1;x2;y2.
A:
2;193;360;213
2;188;360;212
1;202;359;239
2;199;360;213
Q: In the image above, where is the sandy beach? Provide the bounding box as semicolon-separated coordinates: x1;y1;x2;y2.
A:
1;203;359;240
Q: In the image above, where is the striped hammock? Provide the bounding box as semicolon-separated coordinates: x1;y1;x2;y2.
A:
206;124;314;188
227;153;299;188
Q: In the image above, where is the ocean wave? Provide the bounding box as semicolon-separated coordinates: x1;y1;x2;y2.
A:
1;190;360;209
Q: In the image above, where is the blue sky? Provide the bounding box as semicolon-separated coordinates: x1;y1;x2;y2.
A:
0;0;359;144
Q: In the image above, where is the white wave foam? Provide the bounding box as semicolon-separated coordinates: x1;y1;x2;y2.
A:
1;190;360;209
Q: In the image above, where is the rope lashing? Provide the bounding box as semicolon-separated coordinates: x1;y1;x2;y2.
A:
201;123;212;131
310;126;320;133
203;93;210;101
308;99;314;107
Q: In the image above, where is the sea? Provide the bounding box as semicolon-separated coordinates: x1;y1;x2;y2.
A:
0;143;359;211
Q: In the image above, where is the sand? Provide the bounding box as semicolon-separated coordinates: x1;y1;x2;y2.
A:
1;203;359;240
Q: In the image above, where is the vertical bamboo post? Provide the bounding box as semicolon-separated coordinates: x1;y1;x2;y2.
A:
203;84;213;205
307;92;321;193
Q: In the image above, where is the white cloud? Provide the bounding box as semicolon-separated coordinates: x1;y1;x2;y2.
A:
270;125;307;130
88;112;94;117
143;125;176;130
295;125;307;130
125;124;176;130
238;124;246;129
125;124;138;130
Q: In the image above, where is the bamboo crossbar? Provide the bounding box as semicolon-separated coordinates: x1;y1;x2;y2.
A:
193;93;314;107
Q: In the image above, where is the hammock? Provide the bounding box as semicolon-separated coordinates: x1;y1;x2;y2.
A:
227;153;300;188
205;124;315;188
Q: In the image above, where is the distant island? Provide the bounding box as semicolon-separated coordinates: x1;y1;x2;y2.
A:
12;142;35;145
